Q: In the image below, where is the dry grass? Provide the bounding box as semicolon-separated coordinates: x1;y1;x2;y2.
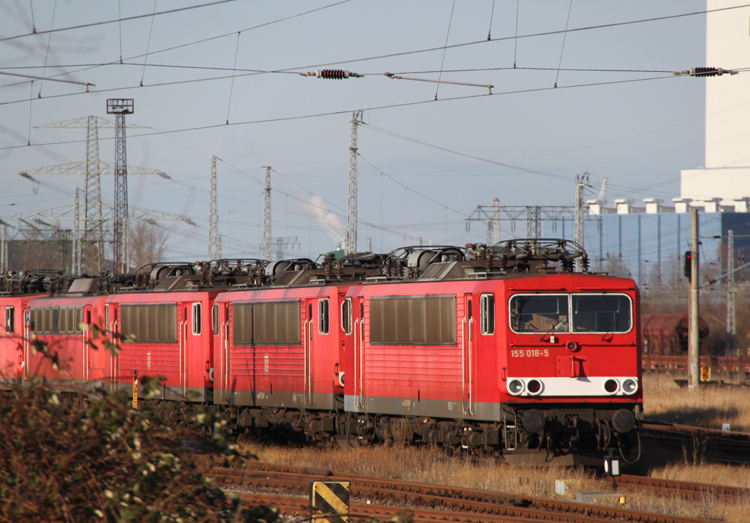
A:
238;441;750;521
643;373;750;432
234;373;750;522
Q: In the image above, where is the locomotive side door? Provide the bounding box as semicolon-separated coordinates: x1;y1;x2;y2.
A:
462;294;475;416
353;296;365;410
22;306;30;379
83;305;92;382
304;300;313;405
218;302;230;404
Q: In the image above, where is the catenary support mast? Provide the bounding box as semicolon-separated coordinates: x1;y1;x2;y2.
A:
263;166;272;261
107;99;134;273
345;111;363;255
209;155;220;260
688;208;700;391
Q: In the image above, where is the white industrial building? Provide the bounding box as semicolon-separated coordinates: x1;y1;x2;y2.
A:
680;0;750;204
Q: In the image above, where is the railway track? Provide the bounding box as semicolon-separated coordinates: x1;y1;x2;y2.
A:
203;461;719;523
617;474;750;503
639;420;750;465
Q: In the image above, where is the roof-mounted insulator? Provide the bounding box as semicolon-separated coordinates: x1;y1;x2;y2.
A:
674;67;739;77
299;69;364;79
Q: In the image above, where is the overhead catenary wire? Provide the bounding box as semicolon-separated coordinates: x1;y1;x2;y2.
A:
0;0;241;43
140;0;160;87
554;0;574;88
0;73;685;151
226;32;241;124
513;0;520;67
487;0;495;41
117;0;123;63
435;0;457;100
357;153;468;217
11;2;744;93
37;0;58;99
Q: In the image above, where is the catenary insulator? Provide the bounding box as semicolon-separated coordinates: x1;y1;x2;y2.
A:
674;67;738;77
300;69;363;79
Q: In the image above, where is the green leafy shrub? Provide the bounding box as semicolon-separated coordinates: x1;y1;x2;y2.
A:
0;326;276;523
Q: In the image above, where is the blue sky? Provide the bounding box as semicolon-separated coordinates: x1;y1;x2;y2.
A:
1;0;722;262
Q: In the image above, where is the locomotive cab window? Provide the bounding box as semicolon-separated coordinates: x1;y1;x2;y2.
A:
572;294;632;333
318;299;329;335
211;304;219;336
480;294;495;335
192;303;202;335
341;298;352;335
510;295;569;333
5;306;14;334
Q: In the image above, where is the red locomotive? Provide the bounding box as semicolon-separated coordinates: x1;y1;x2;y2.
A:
0;239;641;466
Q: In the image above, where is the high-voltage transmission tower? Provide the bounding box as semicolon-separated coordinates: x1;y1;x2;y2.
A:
209;155;221;260
31;115;150;272
72;188;81;274
107;99;134;273
345;111;363;255
263;166;272;261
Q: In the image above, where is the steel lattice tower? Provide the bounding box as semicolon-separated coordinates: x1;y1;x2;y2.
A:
85;116;104;270
72;187;81;275
209;155;220;260
263;166;272;261
345;111;363;255
107;99;134;273
33;116;137;272
0;223;7;274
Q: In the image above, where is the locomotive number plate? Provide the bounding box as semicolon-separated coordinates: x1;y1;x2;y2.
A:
510;349;550;358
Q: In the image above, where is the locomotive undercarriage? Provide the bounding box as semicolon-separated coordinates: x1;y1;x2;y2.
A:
129;394;639;467
208;396;641;467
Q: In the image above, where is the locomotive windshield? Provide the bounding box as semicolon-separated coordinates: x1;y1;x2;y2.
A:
572;295;631;333
510;293;632;334
510;295;568;333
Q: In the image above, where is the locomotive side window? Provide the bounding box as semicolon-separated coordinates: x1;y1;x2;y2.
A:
480;294;495;335
572;294;632;333
212;304;219;336
5;306;14;334
254;301;300;344
233;301;301;345
369;296;456;345
233;303;253;344
341;298;352;335
319;299;329;335
28;307;84;334
510;295;568;333
120;304;178;342
192;303;202;335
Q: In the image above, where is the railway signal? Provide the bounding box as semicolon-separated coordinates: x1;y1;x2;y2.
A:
683;251;692;281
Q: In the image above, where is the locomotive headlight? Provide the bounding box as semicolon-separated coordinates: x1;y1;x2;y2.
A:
526;379;543;395
508;379;524;395
622;378;638;395
603;379;619;394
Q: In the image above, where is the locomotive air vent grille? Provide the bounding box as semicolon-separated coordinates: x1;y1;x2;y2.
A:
419;261;456;281
154;276;185;291
67;278;96;295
